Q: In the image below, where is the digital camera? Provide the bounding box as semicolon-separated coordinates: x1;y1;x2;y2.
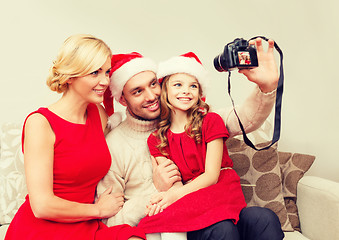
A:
214;38;258;72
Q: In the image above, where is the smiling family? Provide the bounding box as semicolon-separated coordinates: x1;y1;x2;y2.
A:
5;34;284;240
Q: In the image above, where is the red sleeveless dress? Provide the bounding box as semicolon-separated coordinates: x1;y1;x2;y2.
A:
5;104;145;240
138;112;246;233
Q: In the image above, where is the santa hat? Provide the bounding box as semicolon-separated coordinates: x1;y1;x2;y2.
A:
103;52;157;116
157;52;209;97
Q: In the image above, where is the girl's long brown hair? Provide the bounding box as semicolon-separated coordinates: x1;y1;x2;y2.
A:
155;75;210;156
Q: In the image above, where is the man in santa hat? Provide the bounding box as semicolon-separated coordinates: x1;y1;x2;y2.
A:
97;38;284;240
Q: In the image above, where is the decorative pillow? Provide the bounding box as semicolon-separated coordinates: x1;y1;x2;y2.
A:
278;151;315;231
227;138;294;231
0;122;27;225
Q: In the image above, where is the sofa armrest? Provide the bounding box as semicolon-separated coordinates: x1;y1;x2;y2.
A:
296;176;339;240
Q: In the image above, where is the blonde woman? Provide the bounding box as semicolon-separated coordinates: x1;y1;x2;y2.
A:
5;34;145;240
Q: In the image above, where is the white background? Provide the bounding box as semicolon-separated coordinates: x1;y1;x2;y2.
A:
0;0;338;181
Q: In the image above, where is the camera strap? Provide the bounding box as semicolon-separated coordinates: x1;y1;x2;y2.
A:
227;36;284;151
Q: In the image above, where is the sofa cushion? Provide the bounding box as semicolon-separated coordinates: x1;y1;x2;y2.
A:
227;138;294;231
279;152;315;231
0;123;27;225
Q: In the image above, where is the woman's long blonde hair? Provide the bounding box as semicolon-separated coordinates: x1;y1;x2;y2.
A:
46;34;112;93
155;75;210;156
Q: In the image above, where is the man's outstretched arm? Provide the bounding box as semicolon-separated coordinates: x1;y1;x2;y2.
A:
215;38;279;137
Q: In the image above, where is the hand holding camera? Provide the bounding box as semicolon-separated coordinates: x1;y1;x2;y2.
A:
242;38;279;93
214;36;284;151
214;37;279;93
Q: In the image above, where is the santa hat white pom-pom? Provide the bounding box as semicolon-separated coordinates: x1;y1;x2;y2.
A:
107;112;123;129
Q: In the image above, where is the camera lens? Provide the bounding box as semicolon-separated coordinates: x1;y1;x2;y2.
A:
213;54;225;72
213;53;227;72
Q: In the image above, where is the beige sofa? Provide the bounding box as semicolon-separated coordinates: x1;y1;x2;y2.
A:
1;122;338;240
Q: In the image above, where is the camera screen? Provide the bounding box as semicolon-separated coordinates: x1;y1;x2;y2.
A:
238;51;251;65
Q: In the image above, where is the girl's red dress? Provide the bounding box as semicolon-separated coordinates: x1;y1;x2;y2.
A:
5;104;145;240
138;112;246;233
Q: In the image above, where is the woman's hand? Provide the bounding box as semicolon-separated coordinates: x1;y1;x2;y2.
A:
239;37;279;93
95;187;124;219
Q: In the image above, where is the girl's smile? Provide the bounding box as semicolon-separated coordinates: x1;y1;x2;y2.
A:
167;73;200;113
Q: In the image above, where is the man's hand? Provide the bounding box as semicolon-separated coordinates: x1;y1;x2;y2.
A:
239;37;279;93
151;156;181;192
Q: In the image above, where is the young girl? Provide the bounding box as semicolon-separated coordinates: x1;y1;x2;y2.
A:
137;52;247;238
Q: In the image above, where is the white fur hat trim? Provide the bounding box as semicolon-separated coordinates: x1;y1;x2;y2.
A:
157;56;209;96
110;57;157;100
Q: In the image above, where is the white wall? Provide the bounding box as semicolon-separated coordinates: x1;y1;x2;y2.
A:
1;0;338;182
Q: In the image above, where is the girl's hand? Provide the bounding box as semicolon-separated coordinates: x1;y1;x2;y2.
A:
150;189;180;211
145;203;163;216
239;37;279;93
95;187;124;218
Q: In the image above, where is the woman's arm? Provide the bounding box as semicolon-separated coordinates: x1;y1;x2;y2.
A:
150;138;223;210
24;113;122;223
